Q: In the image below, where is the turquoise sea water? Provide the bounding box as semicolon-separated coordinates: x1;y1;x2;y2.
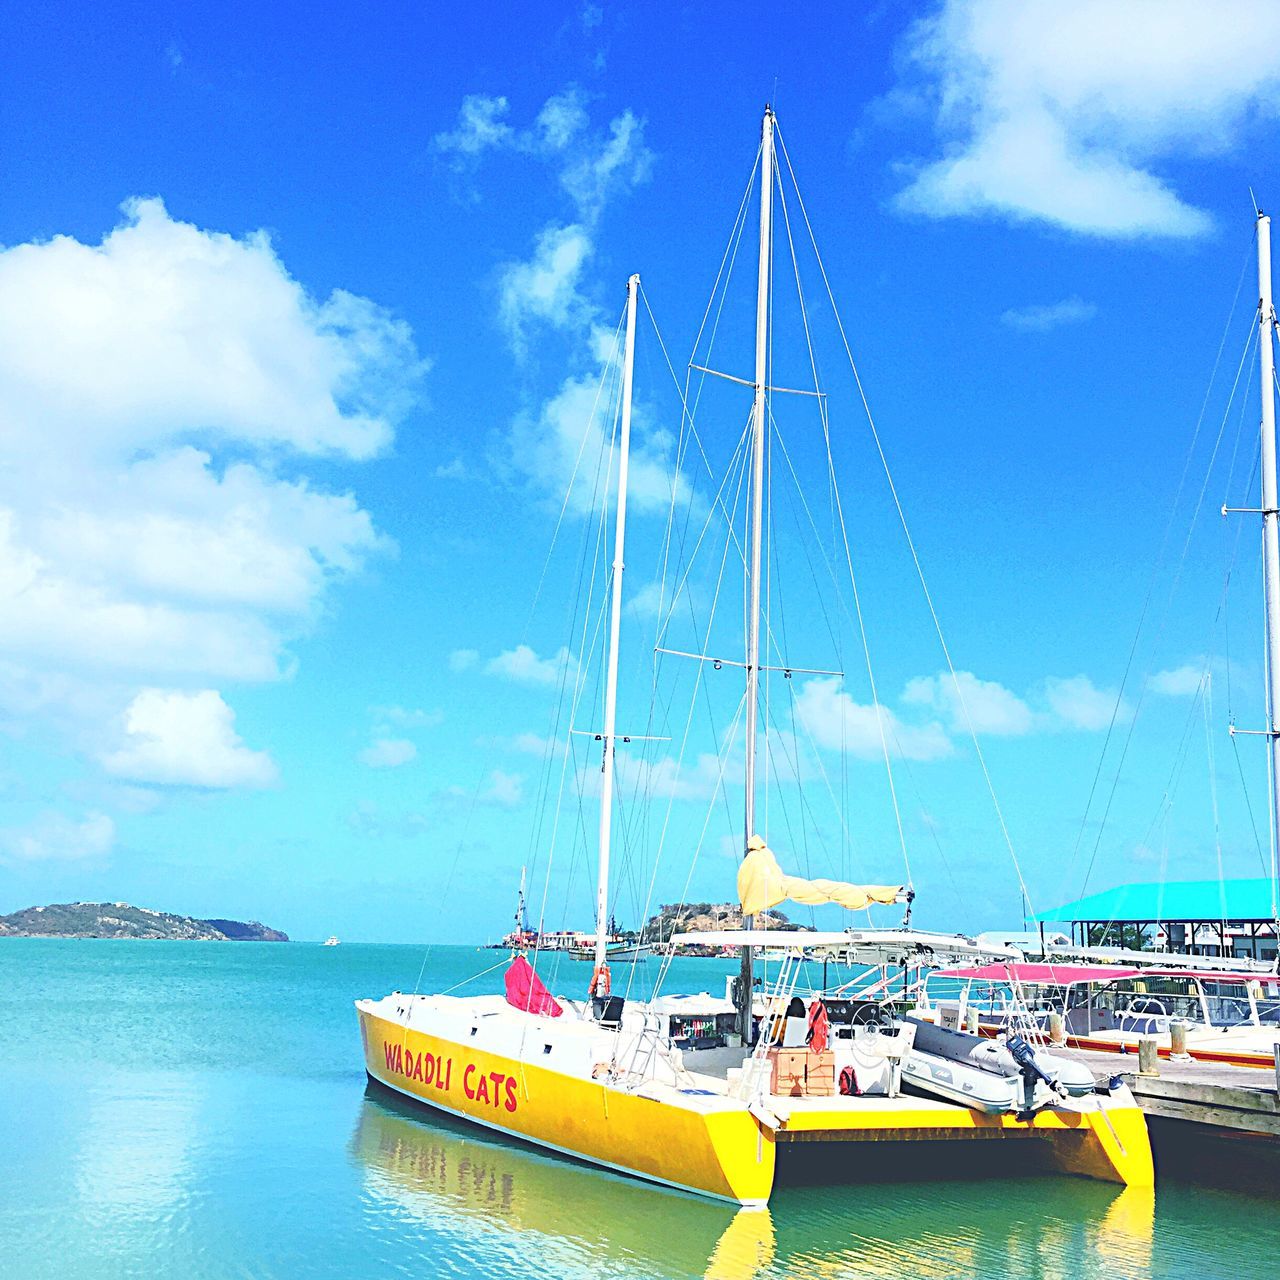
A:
1;940;1276;1280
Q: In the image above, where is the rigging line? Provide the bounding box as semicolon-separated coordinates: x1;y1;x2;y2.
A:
897;750;968;919
526;307;629;639
765;417;887;867
651;691;751;997
625;431;751;855
761;687;841;879
777;126;1255;919
1078;320;1260;897
1231;717;1271;879
768;411;858;668
685;143;762;386
1227;451;1263;725
772;142;913;893
1064;253;1256;898
1260;507;1280;928
637;291;726;709
654;153;759;587
769;160;849;653
628;441;756;1002
524;326;626;876
1128;438;1254;876
529;381;620;974
780;127;1024;908
653;407;755;654
639;159;757;664
1202;674;1228;922
1134;671;1209;856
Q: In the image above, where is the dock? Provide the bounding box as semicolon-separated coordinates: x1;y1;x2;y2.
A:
1055;1044;1280;1188
1056;1044;1280;1137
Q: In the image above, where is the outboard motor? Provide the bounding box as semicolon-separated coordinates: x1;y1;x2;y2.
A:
1006;1034;1066;1113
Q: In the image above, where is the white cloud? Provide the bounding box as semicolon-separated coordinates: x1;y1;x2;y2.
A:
796;677;953;762
485;644;575;686
371;705;442;728
448;649;479;673
0;198;421;460
902;670;1034;736
1001;297;1097;332
101;689;278;789
502;731;560;755
614;749;733;802
446;87;672;516
360;737;417;768
1042;674;1125;731
536;88;589;151
559;109;652;221
894;0;1280;237
508;370;684;517
498;224;594;352
0;810;115;862
0;199;422;789
1150;664;1205;696
484;769;524;808
625;580;668;620
434;94;514;157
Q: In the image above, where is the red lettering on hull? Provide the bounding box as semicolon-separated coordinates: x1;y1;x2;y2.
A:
374;1028;517;1113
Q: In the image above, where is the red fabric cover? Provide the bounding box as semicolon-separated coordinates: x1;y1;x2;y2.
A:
806;999;829;1055
939;962;1142;985
504;955;563;1018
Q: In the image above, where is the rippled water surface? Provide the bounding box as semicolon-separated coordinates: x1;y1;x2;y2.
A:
1;940;1275;1279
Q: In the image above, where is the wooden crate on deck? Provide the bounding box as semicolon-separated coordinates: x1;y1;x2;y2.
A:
767;1047;835;1097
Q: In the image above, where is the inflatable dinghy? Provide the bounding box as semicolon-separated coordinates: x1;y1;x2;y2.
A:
901;1015;1095;1114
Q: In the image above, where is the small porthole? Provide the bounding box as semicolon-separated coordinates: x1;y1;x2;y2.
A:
543;1044;553;1055
470;1027;478;1037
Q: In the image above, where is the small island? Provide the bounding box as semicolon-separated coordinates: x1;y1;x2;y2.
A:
0;902;288;941
640;902;810;953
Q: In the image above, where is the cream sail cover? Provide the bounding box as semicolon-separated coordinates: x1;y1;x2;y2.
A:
737;836;903;916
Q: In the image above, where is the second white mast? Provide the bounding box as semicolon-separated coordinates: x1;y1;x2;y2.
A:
593;272;640;981
738;106;774;1035
1254;214;1280;923
744;107;774;848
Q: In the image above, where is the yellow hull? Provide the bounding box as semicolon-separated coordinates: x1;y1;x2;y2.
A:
357;1005;777;1206
357;1003;1153;1202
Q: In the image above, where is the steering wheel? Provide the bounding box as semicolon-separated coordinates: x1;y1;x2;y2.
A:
849;1003;891;1029
1128;997;1167;1017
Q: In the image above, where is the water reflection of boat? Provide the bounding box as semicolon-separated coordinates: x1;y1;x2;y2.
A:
352;1083;1153;1280
350;1084;773;1280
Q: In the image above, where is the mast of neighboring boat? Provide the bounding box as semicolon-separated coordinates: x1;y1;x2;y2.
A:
738;106;775;1039
1255;212;1280;946
592;272;641;986
515;865;528;936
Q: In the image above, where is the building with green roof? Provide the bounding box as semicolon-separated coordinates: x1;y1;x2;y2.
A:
1033;878;1278;960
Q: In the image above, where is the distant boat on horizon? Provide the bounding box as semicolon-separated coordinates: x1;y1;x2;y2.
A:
323;936;340;947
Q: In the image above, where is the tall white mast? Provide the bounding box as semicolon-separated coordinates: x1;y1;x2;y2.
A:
593;272;640;983
739;106;774;1033
1255;214;1280;922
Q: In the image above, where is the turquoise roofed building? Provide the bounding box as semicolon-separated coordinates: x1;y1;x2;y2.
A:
1033;878;1279;961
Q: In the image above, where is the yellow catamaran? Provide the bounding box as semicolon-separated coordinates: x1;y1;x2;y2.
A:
357;107;1153;1205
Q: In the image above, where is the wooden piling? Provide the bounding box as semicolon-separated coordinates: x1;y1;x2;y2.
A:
1138;1037;1160;1077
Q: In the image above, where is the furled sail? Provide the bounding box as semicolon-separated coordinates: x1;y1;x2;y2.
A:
737;836;904;916
504;955;563;1018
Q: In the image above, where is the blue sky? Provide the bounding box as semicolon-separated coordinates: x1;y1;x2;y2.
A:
4;1;1280;943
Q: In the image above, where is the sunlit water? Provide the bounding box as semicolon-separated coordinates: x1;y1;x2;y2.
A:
1;940;1275;1279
